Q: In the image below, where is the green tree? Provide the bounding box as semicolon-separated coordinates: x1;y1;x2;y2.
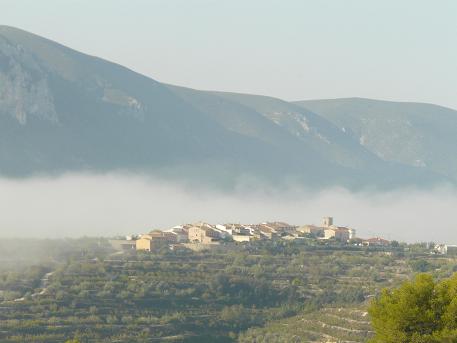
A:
369;273;457;342
410;259;432;273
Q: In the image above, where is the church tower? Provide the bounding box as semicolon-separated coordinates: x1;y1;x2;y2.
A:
322;217;333;227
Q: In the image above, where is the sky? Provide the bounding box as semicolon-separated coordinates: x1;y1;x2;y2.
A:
1;0;456;109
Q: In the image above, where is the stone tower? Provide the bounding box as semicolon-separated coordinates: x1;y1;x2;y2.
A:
322;217;333;227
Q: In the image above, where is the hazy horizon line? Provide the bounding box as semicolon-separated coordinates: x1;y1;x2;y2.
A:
1;172;457;244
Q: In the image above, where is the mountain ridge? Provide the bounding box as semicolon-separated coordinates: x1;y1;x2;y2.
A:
0;26;452;189
296;97;457;182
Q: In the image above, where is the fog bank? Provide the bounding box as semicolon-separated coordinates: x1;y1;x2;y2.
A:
0;173;455;244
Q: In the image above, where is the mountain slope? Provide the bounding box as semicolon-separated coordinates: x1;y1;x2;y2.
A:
0;26;448;189
201;91;382;169
0;26;346;188
296;98;457;182
168;86;446;187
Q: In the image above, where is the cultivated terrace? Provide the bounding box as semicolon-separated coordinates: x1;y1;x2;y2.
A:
0;238;456;342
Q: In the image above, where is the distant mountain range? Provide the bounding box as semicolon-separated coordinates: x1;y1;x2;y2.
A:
0;26;454;189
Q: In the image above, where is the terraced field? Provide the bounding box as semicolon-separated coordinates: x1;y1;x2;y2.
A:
239;306;373;343
1;239;457;342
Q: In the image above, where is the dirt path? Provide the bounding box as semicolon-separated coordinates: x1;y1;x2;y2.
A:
11;270;55;302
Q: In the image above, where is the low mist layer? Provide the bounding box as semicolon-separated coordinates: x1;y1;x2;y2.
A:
0;173;455;243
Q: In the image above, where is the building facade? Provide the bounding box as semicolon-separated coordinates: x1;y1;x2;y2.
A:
188;226;220;244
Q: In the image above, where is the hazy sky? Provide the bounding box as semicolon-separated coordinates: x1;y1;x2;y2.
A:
2;173;457;243
1;0;456;109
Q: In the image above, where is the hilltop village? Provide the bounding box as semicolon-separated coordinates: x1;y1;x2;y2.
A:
111;217;394;253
